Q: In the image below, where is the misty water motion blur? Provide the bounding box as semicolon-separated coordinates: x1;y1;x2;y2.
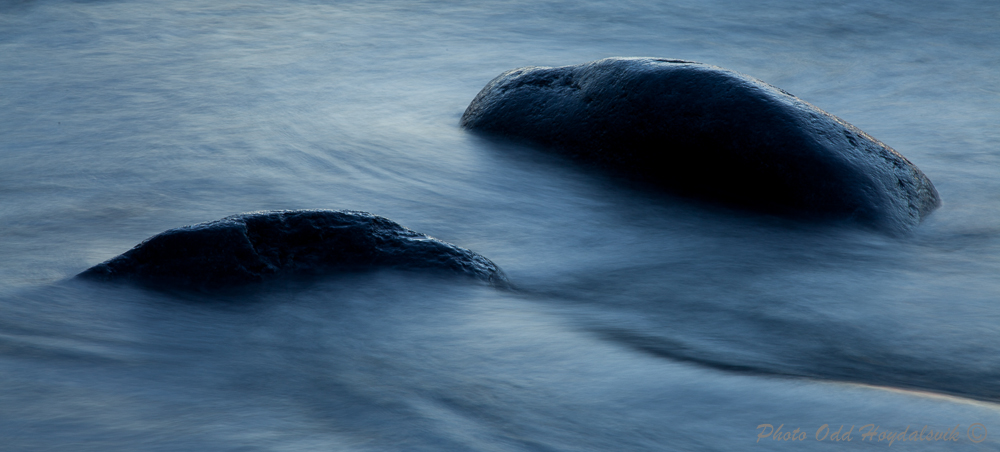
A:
2;0;1000;451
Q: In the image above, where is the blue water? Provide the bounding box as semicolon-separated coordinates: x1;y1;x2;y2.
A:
2;0;1000;450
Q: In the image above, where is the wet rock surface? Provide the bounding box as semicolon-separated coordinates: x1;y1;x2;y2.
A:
461;57;941;232
79;210;509;290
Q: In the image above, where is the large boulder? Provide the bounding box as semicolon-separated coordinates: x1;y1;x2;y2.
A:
78;210;509;290
461;57;940;231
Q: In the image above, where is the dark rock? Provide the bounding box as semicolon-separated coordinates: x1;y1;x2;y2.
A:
78;210;509;290
461;57;941;232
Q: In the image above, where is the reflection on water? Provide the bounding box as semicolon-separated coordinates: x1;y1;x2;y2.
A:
1;0;999;450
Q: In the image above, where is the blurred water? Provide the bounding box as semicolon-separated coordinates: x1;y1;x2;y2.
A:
1;0;999;450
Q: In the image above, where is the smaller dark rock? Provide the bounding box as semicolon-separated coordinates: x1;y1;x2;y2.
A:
78;210;509;290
